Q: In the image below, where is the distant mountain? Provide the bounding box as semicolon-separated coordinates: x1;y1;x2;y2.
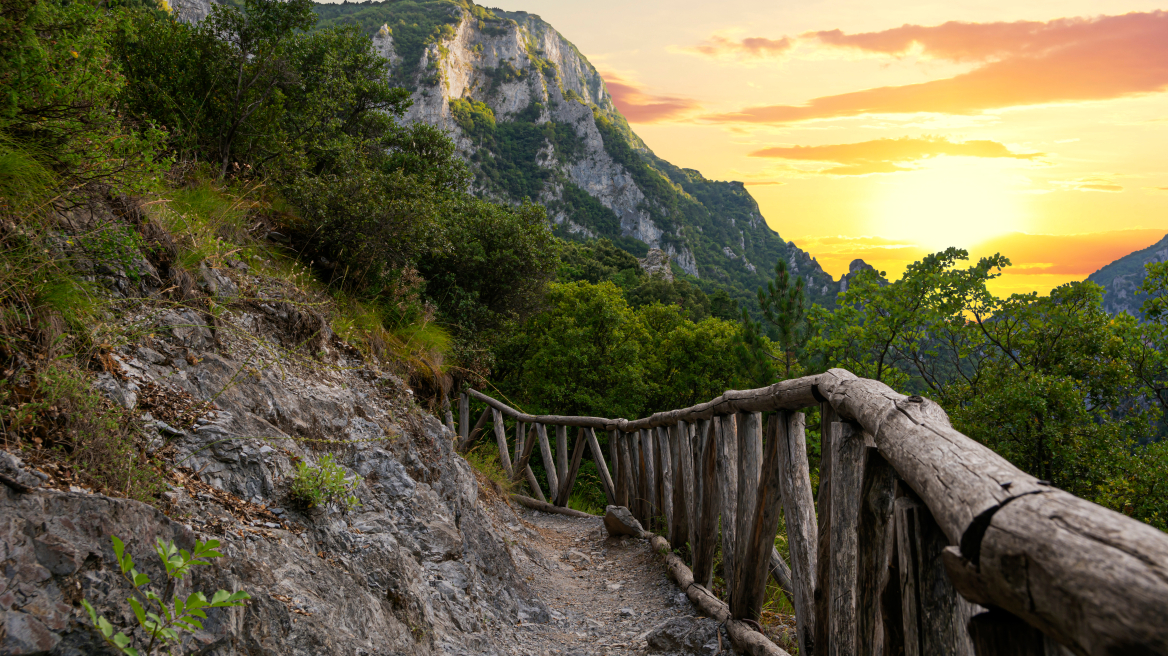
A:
1086;234;1168;318
311;0;855;310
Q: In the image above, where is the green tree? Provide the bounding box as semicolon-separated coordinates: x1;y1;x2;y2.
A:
758;260;807;377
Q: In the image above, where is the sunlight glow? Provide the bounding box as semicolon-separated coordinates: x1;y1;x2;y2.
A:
870;158;1029;252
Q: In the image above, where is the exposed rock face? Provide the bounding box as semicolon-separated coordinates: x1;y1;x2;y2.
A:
0;277;546;655
645;616;723;654
603;505;646;538
638;249;674;282
1087;233;1168;319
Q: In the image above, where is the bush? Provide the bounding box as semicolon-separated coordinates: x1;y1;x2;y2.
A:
287;453;362;510
83;535;249;655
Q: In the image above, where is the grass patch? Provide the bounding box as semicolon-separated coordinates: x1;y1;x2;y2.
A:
463;444;513;493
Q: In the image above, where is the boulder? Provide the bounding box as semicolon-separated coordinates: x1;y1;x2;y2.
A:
645;616;721;654
0;451;42;492
603;505;645;538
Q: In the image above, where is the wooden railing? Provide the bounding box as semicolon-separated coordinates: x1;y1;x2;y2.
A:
456;369;1168;656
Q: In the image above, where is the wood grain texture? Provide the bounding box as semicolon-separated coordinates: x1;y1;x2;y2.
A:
524;466;546;503
493;409;514;479
895;496;977;656
693;419;719;588
668;423;688;551
736;413;787;620
657;427;676;544
513;421;524;470
716;413;740;602
510;424;540;484
735;411;763;586
556;427;587;507
511;493;592;518
617;432;635;513
677;421;698;559
458;393;469;444
536;423;558;505
610;429;626;508
814;405;836;656
641;429;658;520
585;427;617;506
458;406;491;453
630;430;646;523
828;421;863;656
649;535;793;656
857;449;897;656
776;411;817;656
556;424;569;494
769;548;795;603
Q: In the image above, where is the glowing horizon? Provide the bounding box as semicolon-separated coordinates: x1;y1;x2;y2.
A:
484;0;1168;295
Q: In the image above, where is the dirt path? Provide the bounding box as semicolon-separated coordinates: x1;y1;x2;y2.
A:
500;507;730;656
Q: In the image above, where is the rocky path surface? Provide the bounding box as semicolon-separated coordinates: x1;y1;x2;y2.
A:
498;507;731;656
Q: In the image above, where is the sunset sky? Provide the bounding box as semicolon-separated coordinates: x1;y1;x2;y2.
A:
488;0;1168;295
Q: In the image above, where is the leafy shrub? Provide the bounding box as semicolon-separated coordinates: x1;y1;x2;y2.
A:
288;453;362;510
463;444;513;493
83;535;250;655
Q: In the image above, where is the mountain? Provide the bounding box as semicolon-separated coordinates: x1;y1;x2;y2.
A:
1086;234;1168;318
312;0;853;310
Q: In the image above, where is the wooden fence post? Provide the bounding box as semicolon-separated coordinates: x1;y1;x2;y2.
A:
692;418;719;588
458;392;469;444
814;403;837;656
657;426;676;543
895;495;978;656
735;412;788;620
585;427;617;506
828;421;864;656
537;423;559;505
514;421;524;471
857;450;897;656
458;406;491;453
641;429;658;521
776;411;817;656
967;609;1069;656
735;411;763;591
715;413;740;603
630;430;646;522
556;427;587;507
677;421;697;556
493;409;514;479
556;425;569;495
610;429;626;507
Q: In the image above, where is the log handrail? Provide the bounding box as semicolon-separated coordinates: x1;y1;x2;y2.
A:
458;369;1168;656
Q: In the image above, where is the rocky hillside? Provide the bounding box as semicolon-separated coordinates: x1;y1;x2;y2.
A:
312;0;851;309
1087;233;1168;318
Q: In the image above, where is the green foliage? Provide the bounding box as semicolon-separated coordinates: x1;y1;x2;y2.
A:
288;453;362;511
758;260;807;377
83;535;250;655
463;444;513;492
0;0;167;191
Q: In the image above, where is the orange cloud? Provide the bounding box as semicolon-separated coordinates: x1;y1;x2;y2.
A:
704;11;1168;123
684;35;793;60
748;136;1039;175
600;71;700;123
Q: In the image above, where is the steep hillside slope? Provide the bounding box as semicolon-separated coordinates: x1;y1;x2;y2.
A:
1087;233;1168;318
313;0;847;308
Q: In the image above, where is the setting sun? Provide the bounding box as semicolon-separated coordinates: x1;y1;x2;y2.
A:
871;158;1028;252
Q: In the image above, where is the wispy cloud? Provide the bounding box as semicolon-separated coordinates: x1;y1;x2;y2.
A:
600;71;700;123
748;136;1039;175
702;11;1168;123
1053;176;1124;192
681;34;793;60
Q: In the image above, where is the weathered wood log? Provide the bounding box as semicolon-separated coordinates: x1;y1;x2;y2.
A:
966;608;1075;656
510;424;539;484
619;432;637;518
630;429;646;522
828;421;864;656
667;423;687;551
536;423;559;505
513;421;524;470
735;411;764;596
493;409;514;479
692;419;719;588
458;406;491;453
776;411;817;656
649;535;793;656
443;391;454;433
641;429;658;520
458;392;469;442
895;495;977;656
556;424;569;494
657;426;676;543
677;421;697;558
716;413;740;601
814;404;836;656
736;412;788;620
511;493;593;518
881;518;905;656
857;449;897;656
556;427;588;507
610;429;626;508
585;427;617;506
769;548;795;603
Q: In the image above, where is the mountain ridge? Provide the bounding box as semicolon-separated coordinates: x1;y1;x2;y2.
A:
1087;233;1168;318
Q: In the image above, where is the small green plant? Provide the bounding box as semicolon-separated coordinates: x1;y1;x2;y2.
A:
463;445;513;493
288;453;362;510
83;535;249;655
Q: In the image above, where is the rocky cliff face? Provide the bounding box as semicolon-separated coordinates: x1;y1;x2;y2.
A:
1087;234;1168;318
352;1;851;307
